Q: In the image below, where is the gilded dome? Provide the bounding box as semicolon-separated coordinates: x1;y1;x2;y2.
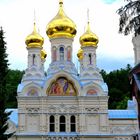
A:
80;22;99;47
40;49;47;60
46;0;77;39
77;48;83;60
25;23;44;48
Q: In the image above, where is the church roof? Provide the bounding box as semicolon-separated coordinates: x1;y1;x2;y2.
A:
7;109;137;126
108;110;137;119
6;109;18;126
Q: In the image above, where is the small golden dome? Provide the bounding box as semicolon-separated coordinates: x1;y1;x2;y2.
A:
25;23;44;48
40;49;47;60
77;48;83;60
46;0;77;39
80;22;99;47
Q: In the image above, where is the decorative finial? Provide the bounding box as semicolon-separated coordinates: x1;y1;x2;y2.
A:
59;0;63;6
87;8;89;23
33;22;37;33
33;9;37;33
86;8;91;32
34;9;36;24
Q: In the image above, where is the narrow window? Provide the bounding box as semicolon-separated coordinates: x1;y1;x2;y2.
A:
60;47;64;61
89;53;92;64
33;54;35;65
60;116;66;132
70;116;76;132
50;115;55;132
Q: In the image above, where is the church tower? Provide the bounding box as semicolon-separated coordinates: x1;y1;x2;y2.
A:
17;22;47;134
22;22;47;83
46;0;78;76
77;16;104;84
76;17;109;134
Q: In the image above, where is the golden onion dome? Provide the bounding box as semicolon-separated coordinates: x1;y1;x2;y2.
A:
46;0;77;39
25;23;44;48
80;21;99;47
77;48;83;60
40;49;47;60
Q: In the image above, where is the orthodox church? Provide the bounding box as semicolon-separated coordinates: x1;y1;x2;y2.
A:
8;0;139;140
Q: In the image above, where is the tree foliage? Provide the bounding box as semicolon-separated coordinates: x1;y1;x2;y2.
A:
101;64;132;109
117;0;140;36
5;70;24;108
0;27;14;139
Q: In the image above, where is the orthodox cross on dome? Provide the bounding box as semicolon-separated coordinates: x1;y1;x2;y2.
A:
86;8;92;33
84;8;91;32
87;8;90;23
33;10;40;33
33;9;37;33
33;9;36;24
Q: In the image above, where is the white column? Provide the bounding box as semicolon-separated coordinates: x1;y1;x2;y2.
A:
66;115;70;132
56;115;59;132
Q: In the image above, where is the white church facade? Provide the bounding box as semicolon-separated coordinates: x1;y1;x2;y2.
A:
8;0;139;140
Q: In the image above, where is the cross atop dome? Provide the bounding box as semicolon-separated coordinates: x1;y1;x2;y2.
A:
79;10;99;47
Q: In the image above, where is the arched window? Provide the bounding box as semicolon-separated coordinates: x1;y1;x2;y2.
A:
60;116;66;132
89;53;92;64
70;116;76;132
50;115;55;132
60;47;64;61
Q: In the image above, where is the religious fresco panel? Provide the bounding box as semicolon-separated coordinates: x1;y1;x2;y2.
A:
48;77;77;96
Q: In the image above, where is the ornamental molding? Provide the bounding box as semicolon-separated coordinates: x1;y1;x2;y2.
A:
47;104;78;114
26;107;40;113
85;107;99;113
46;137;79;140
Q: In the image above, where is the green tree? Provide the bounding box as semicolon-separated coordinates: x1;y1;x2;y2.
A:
5;70;24;108
101;64;132;109
117;0;140;36
0;27;14;139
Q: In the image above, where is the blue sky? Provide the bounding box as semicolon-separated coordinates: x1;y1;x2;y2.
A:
102;0;120;4
0;0;134;72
